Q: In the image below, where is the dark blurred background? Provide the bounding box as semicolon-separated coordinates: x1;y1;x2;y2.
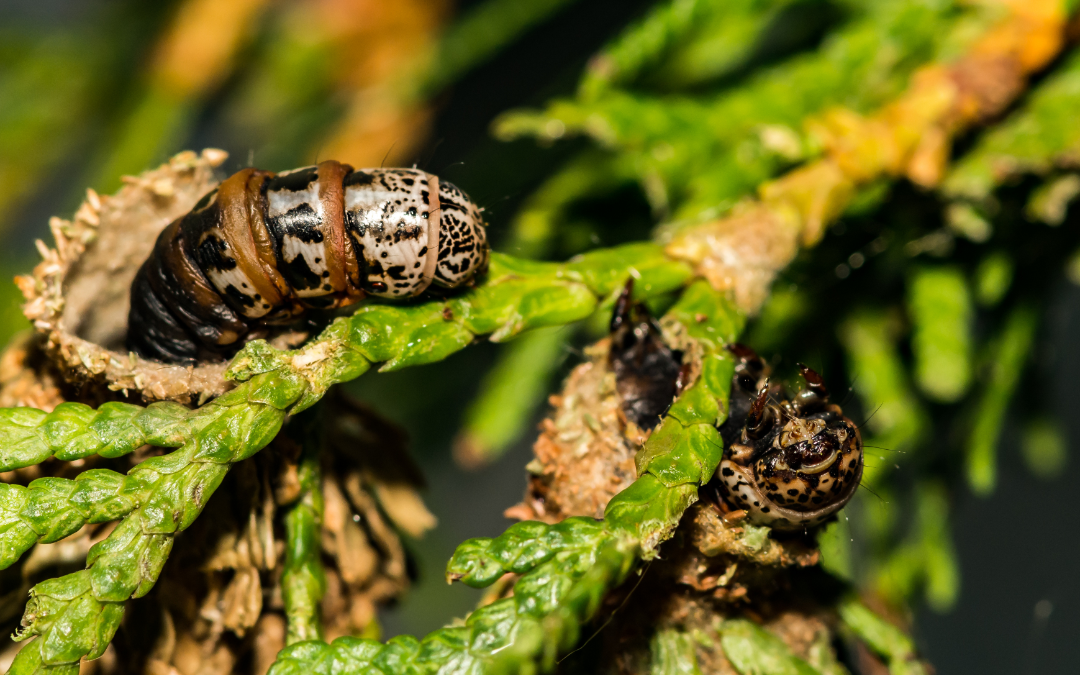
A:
0;1;1077;672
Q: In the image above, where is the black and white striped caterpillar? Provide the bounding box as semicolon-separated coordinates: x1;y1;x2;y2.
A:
127;161;488;364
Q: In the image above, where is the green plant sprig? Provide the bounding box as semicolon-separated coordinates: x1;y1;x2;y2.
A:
0;371;305;575
7;369;301;675
0;401;193;474
265;280;743;675
576;0;784;99
966;305;1039;495
839;598;929;675
718;619;828;675
282;422;327;645
0;398;253;572
649;628;704;675
226;244;692;412
2;244;690;675
497;0;972;222
268;531;639;675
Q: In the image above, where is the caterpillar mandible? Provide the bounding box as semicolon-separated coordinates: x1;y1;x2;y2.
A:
127;161;489;364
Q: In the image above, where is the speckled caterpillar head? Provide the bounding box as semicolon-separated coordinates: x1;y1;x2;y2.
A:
716;346;863;530
433;179;488;288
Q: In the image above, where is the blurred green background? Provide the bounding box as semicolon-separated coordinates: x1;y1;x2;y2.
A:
1;1;1078;672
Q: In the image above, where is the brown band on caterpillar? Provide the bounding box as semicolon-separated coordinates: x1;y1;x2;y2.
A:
212;168;285;315
313;160;351;298
127;161;488;364
421;174;441;293
245;170;292;304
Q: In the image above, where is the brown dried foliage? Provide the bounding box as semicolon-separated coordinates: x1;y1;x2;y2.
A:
507;339;643;523
14;149;237;405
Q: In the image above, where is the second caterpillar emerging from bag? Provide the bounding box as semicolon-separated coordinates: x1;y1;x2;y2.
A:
127;161;489;364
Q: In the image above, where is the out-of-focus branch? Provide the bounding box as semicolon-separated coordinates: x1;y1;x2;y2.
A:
89;0;273;192
667;0;1070;312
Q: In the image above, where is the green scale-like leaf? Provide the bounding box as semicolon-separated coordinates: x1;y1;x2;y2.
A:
0;401;191;473
649;628;703;675
839;599;929;675
907;266;974;403
7;374;299;675
719;620;822;675
282;424;327;645
966;306;1038;495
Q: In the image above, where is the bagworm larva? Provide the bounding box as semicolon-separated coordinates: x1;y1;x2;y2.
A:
127;161;488;363
712;345;864;530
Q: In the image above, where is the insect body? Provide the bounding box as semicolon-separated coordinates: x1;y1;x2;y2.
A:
127;161;488;363
711;345;863;530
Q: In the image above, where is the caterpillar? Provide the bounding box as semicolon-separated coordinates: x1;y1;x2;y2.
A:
127;161;488;364
709;344;863;530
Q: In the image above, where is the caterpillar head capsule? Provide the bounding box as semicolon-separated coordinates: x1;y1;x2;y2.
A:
432;179;489;290
714;346;863;530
